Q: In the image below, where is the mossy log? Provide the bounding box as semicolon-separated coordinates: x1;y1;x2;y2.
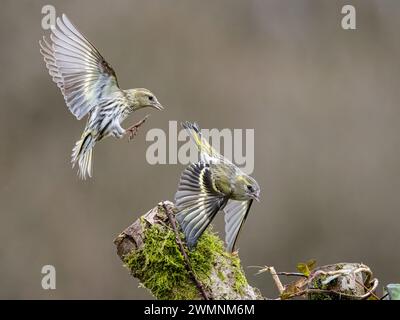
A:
271;262;378;300
306;263;378;300
114;201;264;300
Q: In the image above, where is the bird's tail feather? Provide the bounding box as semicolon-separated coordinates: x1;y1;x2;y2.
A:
71;132;95;179
182;121;218;158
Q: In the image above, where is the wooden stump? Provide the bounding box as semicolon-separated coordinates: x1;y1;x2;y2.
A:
114;201;264;300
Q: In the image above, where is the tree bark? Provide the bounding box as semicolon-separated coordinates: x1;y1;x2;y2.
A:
114;201;264;300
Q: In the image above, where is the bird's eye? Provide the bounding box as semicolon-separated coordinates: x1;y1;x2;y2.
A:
246;185;254;192
148;96;154;101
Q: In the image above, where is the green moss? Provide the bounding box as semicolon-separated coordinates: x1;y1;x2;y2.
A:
309;274;333;300
217;270;226;281
229;253;248;294
123;223;227;300
309;274;357;300
123;212;251;300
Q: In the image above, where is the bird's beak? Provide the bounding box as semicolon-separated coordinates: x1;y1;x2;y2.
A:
153;102;164;110
251;192;260;202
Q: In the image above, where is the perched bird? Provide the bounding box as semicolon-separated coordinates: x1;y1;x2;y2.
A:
39;14;163;179
175;122;260;253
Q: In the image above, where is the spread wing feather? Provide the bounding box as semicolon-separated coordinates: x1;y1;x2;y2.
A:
224;199;253;252
175;162;228;249
39;14;120;120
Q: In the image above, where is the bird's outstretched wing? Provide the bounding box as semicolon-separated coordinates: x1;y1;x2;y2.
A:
223;199;253;252
39;14;120;120
175;162;228;249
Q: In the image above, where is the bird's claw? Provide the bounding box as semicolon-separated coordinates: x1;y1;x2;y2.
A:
127;127;138;141
126;115;150;142
231;250;239;257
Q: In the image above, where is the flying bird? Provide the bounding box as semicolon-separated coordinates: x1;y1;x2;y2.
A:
175;122;260;253
39;14;164;179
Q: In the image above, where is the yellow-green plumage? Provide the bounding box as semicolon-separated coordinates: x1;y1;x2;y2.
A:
40;14;163;179
175;122;260;253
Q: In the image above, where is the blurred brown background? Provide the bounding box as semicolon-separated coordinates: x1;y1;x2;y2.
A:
1;0;399;299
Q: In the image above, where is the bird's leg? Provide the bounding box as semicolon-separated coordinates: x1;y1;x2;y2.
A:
126;114;150;141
